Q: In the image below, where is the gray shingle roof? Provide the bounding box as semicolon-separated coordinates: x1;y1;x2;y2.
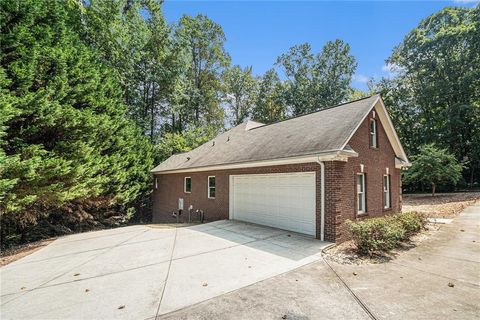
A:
152;94;380;173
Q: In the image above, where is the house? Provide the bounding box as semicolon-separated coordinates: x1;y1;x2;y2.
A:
151;94;410;243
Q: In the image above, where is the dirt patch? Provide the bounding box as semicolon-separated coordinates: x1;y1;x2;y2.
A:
403;192;480;218
0;238;55;267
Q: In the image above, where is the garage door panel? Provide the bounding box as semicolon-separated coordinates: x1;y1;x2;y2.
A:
230;172;316;236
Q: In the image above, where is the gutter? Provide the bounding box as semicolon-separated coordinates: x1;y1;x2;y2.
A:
316;156;325;242
152;149;358;174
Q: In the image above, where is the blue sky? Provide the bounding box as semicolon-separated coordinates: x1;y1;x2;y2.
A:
163;1;477;90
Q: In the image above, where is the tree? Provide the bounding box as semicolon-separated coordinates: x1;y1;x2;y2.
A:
154;126;217;164
276;40;357;115
251;69;288;124
403;144;463;196
172;14;231;131
0;0;152;244
83;0;174;142
385;6;480;187
222;65;258;126
313;39;357;108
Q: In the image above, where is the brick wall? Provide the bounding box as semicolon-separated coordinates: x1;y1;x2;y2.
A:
326;108;402;243
152;163;322;234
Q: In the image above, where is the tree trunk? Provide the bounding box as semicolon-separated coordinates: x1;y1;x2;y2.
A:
431;183;436;197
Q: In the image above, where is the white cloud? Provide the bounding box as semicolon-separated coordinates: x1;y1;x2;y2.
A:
353;74;369;84
381;62;405;79
452;0;479;3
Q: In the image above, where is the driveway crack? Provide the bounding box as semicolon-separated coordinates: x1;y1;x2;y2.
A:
322;253;378;320
155;227;178;319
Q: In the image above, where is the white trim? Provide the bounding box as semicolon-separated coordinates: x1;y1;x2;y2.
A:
155;177;158;189
152;150;358;174
229;176;234;219
316;158;325;241
383;174;391;209
376;98;410;164
340;96;410;167
357;173;366;214
370;118;377;148
184;176;191;193
207;176;215;199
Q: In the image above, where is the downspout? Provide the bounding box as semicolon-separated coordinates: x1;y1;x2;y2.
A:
316;156;325;241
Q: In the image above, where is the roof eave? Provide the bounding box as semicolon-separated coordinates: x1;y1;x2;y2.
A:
151;149;358;175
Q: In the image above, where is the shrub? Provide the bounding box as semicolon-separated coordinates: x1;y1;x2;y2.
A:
346;217;405;255
346;212;426;255
395;211;426;239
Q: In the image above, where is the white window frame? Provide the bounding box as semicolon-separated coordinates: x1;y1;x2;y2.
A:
184;177;191;193
208;176;215;199
383;174;391;209
357;173;366;214
370;119;377;148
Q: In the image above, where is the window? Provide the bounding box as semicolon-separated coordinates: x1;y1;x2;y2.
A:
184;177;192;193
208;176;215;198
370;119;377;148
356;173;366;214
155;177;158;189
383;175;391;209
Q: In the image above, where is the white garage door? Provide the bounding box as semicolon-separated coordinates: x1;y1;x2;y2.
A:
229;172;316;236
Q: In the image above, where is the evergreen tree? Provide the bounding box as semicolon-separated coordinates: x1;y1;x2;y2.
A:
0;0;152;244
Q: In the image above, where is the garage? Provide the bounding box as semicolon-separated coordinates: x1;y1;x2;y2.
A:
229;172;316;236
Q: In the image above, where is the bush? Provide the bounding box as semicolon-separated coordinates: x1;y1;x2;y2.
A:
346;212;426;255
395;211;426;239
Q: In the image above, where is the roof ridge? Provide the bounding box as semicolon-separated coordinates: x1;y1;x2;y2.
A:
250;93;379;131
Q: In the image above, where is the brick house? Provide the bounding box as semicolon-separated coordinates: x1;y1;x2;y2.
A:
151;94;410;243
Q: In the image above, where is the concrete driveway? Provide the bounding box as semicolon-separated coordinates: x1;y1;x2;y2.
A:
162;202;480;320
0;220;329;319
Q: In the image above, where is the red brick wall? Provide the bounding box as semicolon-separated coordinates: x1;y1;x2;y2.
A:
152;108;402;243
152;163;323;236
326;109;402;243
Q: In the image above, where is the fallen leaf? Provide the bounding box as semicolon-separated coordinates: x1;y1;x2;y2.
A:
20;286;26;290
460;229;465;232
85;289;90;292
282;315;287;319
287;235;291;237
353;272;358;276
448;282;455;288
202;282;208;287
118;305;125;310
73;273;80;276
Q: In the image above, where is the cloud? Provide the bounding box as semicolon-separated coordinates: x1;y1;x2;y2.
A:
381;63;405;79
353;74;369;84
452;0;479;3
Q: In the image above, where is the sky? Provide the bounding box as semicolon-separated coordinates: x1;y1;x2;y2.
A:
163;1;477;91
